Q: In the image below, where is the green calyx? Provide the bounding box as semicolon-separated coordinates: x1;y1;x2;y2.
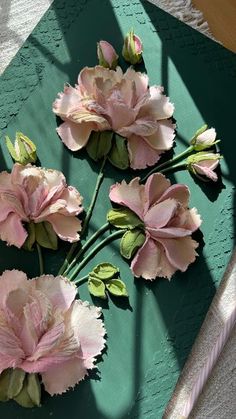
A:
120;229;145;259
88;262;128;299
107;207;144;230
187;151;222;166
24;221;58;251
5;132;37;165
0;369;41;408
86;130;130;170
122;29;142;65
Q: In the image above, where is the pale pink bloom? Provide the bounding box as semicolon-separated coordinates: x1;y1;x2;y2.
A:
187;152;221;182
191;127;218;151
109;173;201;280
0;163;83;248
53;66;175;169
0;270;106;395
97;40;119;69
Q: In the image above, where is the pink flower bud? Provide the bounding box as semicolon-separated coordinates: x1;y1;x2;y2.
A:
97;40;118;69
191;125;220;151
187;152;222;182
122;29;143;65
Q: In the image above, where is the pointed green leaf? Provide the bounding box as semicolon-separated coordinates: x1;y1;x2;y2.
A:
108;134;129;169
107;208;143;230
0;369;11;402
106;279;128;297
13;379;35;408
35;221;58;250
86;130;113;161
7;368;25;399
88;277;106;299
23;222;36;251
5;136;18;161
27;374;41;407
91;263;119;281
120;229;146;259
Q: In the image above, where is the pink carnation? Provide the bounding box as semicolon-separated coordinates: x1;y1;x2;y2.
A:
0;163;83;248
0;270;106;395
109;173;202;280
53;66;175;169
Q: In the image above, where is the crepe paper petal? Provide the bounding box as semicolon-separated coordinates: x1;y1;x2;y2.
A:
109;178;144;220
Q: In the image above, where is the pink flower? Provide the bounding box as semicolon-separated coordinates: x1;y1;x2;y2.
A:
191;126;219;151
0;163;83;248
53;66;175;169
109;173;202;280
187;152;221;182
122;29;143;64
0;270;106;395
97;40;119;69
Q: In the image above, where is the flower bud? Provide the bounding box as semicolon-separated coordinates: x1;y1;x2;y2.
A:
190;125;219;151
187;152;222;182
122;29;143;65
97;40;119;69
5;132;37;165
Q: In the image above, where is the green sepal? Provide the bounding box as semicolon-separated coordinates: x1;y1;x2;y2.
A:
108;134;129;169
35;221;58;250
90;263;119;281
5;132;37;165
88;277;106;299
86;131;113;161
107;207;143;230
23;222;36;251
5;136;18;161
0;369;11;402
190;124;208;144
120;229;146;259
13;379;35;408
7;369;25;399
27;374;41;407
106;279;128;297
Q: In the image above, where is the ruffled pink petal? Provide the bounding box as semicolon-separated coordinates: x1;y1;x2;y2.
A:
69;300;106;361
185;208;202;231
157;184;190;207
57;121;94;151
139;86;174;120
127;134;161;170
193;160;219;181
106;94;137;131
0;311;25;373
109;178;145;219
34;275;77;312
196;128;216;145
46;213;82;242
157;236;199;272
0;213;27;248
144;199;178;229
144;119;175;150
41;358;87;395
0;194;27;221
0;270;28;309
131;236;162;280
144;173;170;212
118;118;158;138
53;85;82;117
124;68;148;97
147;226;193;239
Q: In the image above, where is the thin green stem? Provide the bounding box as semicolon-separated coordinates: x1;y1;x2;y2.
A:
36;243;44;275
73;274;89;286
63;222;110;276
68;229;124;281
160;162;187;174
57;157;107;275
140;146;193;183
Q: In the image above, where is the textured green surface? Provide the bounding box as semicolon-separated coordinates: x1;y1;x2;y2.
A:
0;0;236;418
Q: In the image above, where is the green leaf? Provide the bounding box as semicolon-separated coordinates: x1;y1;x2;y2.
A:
27;374;41;407
86;131;113;161
5;136;18;161
35;221;58;250
88;277;106;299
23;222;36;251
106;279;128;297
107;208;143;230
91;262;119;281
14;379;35;408
0;370;11;402
108;134;129;169
7;369;25;399
120;229;146;259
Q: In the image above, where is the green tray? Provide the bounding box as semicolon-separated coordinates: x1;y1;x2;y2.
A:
0;1;235;418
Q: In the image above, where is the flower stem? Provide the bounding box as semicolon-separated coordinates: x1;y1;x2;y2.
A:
74;274;89;286
36;243;44;275
68;229;124;281
160;162;187;174
63;222;110;277
57;157;107;275
140;146;193;183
